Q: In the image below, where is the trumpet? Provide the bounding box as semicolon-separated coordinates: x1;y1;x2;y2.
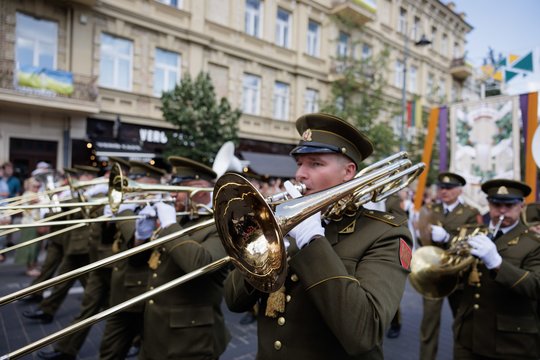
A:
409;215;505;299
0;152;425;359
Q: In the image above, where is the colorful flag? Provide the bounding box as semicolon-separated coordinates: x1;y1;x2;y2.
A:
520;92;538;202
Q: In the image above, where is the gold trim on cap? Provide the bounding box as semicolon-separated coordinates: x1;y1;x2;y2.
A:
443;176;450;182
497;186;509;195
302;129;312;141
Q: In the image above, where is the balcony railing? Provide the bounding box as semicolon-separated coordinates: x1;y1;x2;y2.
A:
450;57;472;81
0;59;99;104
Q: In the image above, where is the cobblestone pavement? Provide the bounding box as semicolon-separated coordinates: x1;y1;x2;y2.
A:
0;255;453;360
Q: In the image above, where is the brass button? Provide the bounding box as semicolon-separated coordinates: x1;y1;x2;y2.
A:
137;281;142;285
473;304;479;310
277;317;285;326
274;340;282;350
290;274;299;282
478;272;483;277
113;267;118;271
152;273;157;278
149;286;154;290
517;327;521;331
191;320;196;325
476;283;481;288
148;300;154;305
474;293;480;299
158;260;162;265
286;295;291;303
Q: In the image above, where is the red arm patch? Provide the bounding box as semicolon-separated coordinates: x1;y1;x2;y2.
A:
399;238;412;270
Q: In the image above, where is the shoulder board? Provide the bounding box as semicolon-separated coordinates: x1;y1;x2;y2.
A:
522;230;540;243
362;209;407;227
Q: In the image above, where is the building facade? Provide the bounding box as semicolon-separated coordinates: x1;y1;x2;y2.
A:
0;0;473;177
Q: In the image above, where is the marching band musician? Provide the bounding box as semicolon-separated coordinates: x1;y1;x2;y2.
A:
453;179;540;360
139;156;231;359
23;165;101;324
224;113;413;359
38;157;130;360
99;161;165;360
418;172;481;360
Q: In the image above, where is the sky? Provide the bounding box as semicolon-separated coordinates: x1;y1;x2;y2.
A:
451;0;540;95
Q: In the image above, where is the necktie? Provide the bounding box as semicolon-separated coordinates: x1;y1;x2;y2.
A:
444;208;449;216
493;230;504;240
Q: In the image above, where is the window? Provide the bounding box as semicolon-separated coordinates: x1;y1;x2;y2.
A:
409;65;417;93
156;0;182;8
441;34;448;56
242;73;261;115
15;12;58;70
398;7;407;34
273;81;290;120
453;41;461;58
394;60;404;88
99;33;133;90
427;72;434;95
275;8;291;48
307;20;320;57
412;16;420;40
245;0;263;38
153;48;180;96
439;77;446;99
361;44;372;59
431;26;437;50
304;88;319;113
337;31;350;58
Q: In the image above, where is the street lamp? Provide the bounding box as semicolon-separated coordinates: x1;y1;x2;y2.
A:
400;31;431;151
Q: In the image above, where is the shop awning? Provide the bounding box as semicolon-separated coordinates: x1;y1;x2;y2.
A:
241;151;297;178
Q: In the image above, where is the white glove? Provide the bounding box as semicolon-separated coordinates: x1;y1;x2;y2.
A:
83;183;108;198
283;181;325;249
118;203;137;214
468;234;502;269
135;205;156;240
431;225;450;243
103;205;113;217
154;202;177;229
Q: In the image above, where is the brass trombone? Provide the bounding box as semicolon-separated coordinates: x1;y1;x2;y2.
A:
1;152;424;359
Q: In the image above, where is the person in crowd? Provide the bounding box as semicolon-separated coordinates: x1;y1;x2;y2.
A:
139;156;230;359
453;179;540;359
37;157;130;360
22;165;101;323
3;162;22;198
417;172;481;360
225;113;413;359
99;161;165;360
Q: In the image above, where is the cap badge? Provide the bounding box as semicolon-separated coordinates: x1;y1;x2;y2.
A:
497;186;509;195
302;129;313;142
443;176;450;182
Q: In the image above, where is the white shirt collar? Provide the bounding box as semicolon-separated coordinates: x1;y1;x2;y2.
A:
443;199;461;213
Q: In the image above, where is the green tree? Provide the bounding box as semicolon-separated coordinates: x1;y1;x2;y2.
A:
161;72;241;165
319;19;398;162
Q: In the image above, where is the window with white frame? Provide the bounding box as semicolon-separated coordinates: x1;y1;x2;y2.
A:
275;8;291;48
304;88;319;113
153;48;181;96
15;12;58;70
409;65;417;93
453;41;460;58
412;16;420;40
242;73;261;115
245;0;263;38
427;72;434;96
441;34;448;56
361;43;372;59
156;0;183;8
394;60;404;88
439;77;446;99
431;26;437;50
337;31;350;58
307;20;320;57
273;81;289;120
398;7;407;34
99;33;133;91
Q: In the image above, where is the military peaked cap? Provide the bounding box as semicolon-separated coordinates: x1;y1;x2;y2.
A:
290;113;373;167
437;172;466;188
63;167;79;176
73;165;100;175
481;179;531;204
523;202;540;226
128;161;166;180
168;156;216;184
108;156;130;171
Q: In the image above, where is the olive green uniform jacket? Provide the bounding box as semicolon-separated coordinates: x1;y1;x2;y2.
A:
140;216;231;359
453;222;540;359
225;208;413;360
427;202;480;243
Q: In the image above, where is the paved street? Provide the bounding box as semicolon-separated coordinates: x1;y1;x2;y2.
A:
0;253;454;360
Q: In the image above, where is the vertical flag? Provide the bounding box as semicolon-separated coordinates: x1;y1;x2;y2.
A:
414;107;440;211
415;98;423;129
520;92;539;202
438;106;449;172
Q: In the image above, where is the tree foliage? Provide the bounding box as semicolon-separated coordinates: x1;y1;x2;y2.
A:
161;72;241;165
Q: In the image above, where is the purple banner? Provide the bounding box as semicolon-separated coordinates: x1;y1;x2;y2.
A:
520;94;529;142
438;106;448;172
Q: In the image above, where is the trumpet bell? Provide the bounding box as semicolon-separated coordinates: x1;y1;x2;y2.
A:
214;173;287;293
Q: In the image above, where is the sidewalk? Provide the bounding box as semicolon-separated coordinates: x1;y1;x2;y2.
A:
0;257;453;360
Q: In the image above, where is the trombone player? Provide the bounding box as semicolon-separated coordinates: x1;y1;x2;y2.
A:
225;113;414;359
453;179;540;360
